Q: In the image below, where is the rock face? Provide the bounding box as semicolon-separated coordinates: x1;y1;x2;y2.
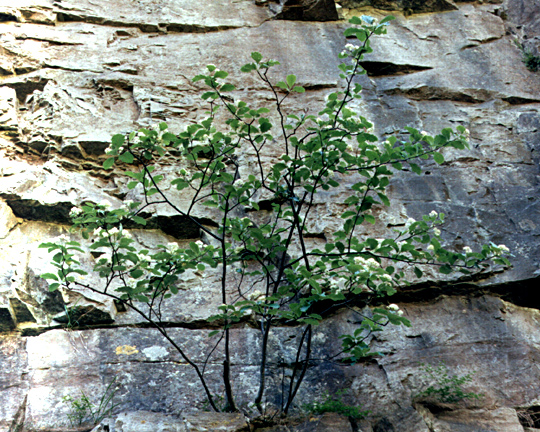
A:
0;0;540;431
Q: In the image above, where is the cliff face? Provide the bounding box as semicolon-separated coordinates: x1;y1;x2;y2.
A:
0;0;539;431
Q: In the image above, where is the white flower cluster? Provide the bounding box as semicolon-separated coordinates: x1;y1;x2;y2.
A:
340;43;360;57
247;290;266;302
463;246;472;254
493;244;510;255
405;217;416;226
121;199;135;211
69;207;83;218
329;279;348;294
93;226;132;240
354;256;380;271
387;303;404;316
137;251;153;263
166;242;180;253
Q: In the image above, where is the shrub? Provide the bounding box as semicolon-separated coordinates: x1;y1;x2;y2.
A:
303;391;369;420
415;362;483;404
40;15;510;416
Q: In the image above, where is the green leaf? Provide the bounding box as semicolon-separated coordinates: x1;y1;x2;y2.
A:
119;152;134;164
410;163;422;175
344;28;359;38
132;215;147;225
414;267;423;278
41;273;58;281
241;63;257;73
202;91;218;100
49;283;60;292
379;15;395;25
214;70;228;79
286;74;297;88
439;265;453;275
130;269;144;278
433;152;445;165
293;86;305;93
251;52;263;63
111;134;125;146
103;157;115;170
220;83;235;92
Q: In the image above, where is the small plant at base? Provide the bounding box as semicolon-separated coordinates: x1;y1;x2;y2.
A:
303;391;369;420
63;378;120;427
515;40;540;72
63;392;93;427
415;362;483;404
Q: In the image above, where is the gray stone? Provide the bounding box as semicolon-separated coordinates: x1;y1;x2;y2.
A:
417;406;525;432
259;413;352;431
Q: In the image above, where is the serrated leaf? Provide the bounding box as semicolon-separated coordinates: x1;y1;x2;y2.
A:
251;52;263;63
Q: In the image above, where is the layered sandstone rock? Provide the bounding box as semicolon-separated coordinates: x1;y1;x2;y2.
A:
0;0;539;431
